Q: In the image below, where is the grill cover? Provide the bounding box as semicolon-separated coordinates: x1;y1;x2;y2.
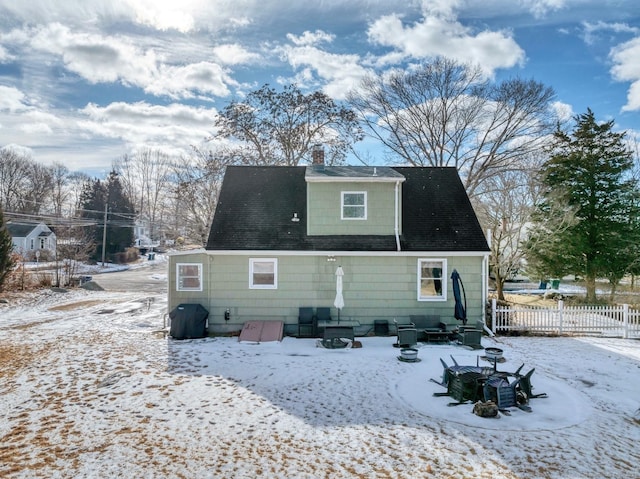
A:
169;304;209;340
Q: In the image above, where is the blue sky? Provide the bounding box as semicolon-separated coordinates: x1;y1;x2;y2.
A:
0;0;639;176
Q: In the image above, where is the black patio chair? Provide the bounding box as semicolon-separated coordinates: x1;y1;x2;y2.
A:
394;319;417;347
298;307;316;337
518;368;548;399
316;307;331;323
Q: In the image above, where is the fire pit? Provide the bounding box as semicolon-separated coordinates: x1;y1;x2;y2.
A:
400;348;419;361
484;347;503;361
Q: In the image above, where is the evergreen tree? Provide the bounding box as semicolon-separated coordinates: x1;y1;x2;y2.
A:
525;109;640;302
104;170;135;257
80;171;135;262
0;205;15;290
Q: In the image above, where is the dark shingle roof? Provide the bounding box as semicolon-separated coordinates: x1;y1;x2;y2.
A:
206;165;489;252
6;223;39;238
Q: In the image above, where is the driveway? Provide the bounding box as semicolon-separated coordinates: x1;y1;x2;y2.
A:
90;257;168;294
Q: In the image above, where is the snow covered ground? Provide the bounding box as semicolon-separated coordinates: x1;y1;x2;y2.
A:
1;281;640;478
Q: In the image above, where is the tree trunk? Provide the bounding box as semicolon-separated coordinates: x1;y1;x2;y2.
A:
585;275;597;302
495;275;506;301
609;281;618;302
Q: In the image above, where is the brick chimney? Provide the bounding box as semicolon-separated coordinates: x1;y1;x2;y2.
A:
312;144;324;165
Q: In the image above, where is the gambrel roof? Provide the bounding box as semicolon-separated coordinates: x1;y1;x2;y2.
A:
205;165;489;252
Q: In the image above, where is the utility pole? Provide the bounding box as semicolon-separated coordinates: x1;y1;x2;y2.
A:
101;203;107;267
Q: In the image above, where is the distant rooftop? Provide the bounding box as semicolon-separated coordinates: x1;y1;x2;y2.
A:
305;165;406;182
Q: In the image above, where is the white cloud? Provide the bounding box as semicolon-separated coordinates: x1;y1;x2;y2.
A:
610;36;640;112
125;0;198;33
23;23;237;100
420;0;463;18
0;85;29;112
582;21;639;45
286;30;335;47
212;44;260;66
29;23;159;83
281;44;370;100
0;0;256;33
79;101;215;147
520;0;567;18
552;101;574;123
150;62;236;99
0;44;13;62
367;9;525;76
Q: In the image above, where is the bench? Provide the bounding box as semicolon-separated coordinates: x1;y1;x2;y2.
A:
410;315;452;343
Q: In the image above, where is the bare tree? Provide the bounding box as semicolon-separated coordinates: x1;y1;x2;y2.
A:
114;149;173;242
67;172;92;214
0;148;55;214
473;155;545;300
50;162;69;217
170;148;227;245
213;84;363;166
348;57;557;197
0;148;31;211
55;225;96;286
23;162;53;214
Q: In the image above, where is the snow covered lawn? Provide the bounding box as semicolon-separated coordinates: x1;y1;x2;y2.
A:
1;289;639;478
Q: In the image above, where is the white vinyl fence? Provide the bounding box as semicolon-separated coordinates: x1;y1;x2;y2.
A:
490;299;640;339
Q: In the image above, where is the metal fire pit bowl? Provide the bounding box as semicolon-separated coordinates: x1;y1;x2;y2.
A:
400;348;419;361
484;347;503;361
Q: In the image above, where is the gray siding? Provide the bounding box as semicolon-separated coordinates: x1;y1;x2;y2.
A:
169;252;485;335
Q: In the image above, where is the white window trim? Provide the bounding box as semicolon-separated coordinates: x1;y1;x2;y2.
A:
341;191;367;220
417;258;447;301
176;263;203;292
249;258;278;289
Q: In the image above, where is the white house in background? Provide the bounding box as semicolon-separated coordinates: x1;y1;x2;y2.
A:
7;222;57;259
134;217;152;247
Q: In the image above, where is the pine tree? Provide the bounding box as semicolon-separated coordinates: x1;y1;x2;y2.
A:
525;109;640;302
104;170;135;258
80;171;135;263
0;206;15;290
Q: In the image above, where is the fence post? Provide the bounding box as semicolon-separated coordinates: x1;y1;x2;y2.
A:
623;304;629;339
558;300;564;335
491;298;497;335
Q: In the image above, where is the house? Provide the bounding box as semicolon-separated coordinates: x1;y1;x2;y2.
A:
7;222;57;260
168;162;490;336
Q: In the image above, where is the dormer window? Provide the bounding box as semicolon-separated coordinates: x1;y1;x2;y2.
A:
341;191;367;220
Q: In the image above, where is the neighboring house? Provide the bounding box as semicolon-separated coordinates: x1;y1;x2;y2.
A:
168;162;490;335
134;217;153;248
7;222;57;259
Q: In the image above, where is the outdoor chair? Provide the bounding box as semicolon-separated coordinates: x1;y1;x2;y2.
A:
394;319;418;347
483;376;517;408
518;368;548;399
298;307;316;337
316;307;331;323
457;324;483;349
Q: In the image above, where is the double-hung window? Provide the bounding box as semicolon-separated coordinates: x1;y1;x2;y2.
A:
176;263;203;291
250;258;278;289
417;259;446;301
341;191;367;220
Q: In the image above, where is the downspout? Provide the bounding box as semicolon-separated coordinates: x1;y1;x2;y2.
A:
482;227;493;336
482;253;494;336
394;180;401;251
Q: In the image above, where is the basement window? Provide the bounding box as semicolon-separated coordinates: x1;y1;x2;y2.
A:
176;263;203;291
